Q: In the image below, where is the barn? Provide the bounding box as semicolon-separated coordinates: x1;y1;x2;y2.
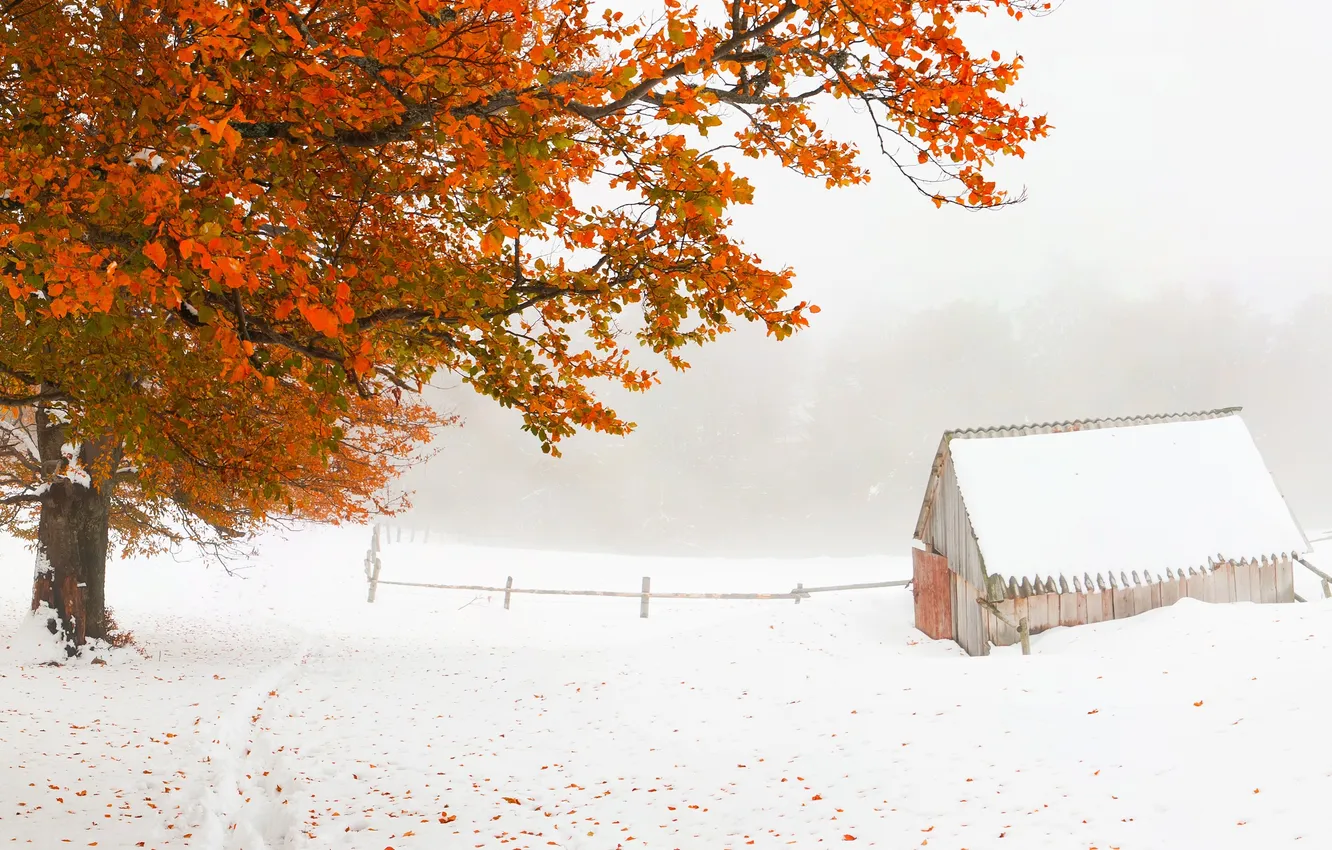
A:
911;407;1311;656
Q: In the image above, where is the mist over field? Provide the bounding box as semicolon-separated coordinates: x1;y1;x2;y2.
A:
393;0;1332;556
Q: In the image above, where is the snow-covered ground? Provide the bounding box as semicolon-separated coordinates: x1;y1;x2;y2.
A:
4;526;1332;850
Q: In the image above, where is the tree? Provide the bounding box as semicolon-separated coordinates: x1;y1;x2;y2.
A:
1;0;1051;650
2;322;442;647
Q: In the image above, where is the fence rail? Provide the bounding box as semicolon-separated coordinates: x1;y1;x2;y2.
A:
363;525;909;617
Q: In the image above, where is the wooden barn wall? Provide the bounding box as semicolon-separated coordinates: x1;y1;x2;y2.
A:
985;556;1297;648
927;450;987;590
951;571;990;656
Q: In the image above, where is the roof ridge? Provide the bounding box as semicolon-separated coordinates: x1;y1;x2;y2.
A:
945;406;1242;440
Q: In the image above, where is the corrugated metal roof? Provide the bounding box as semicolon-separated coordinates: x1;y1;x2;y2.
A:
912;407;1248;545
943;406;1243;440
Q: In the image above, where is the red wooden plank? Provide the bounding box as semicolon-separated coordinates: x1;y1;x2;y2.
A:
912;548;953;641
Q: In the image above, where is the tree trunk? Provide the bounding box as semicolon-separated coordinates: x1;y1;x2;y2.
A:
31;478;112;651
29;415;116;655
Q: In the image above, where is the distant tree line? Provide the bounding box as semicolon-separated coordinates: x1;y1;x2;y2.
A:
400;287;1332;557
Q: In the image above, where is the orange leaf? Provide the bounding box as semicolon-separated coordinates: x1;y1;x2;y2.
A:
144;242;167;269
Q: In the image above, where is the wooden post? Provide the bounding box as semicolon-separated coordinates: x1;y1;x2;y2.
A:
367;556;382;603
504;576;513;610
640;576;651;619
1323;579;1331;599
1018;617;1031;656
794;582;803;604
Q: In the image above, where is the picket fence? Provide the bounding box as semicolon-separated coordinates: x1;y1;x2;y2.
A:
982;554;1299;648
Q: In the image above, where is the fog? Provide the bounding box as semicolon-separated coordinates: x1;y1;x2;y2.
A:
395;0;1332;556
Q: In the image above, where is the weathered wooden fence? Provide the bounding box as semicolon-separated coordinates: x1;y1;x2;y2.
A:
362;524;910;617
983;555;1298;648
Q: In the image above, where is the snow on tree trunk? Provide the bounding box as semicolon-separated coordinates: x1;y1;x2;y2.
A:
29;412;116;656
31;476;112;652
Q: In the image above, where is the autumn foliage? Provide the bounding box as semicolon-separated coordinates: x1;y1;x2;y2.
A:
0;0;1050;639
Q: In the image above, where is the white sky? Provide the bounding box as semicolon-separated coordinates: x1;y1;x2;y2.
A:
712;0;1332;323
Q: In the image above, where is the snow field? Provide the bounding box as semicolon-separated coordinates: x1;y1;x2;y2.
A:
3;526;1332;849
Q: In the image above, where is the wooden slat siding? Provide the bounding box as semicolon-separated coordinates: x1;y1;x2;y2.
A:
1246;559;1262;605
1080;575;1099;625
972;594;984;649
1026;587;1049;635
1161;569;1181;608
928;452;988;590
1084;586;1104;625
1033;585;1050;632
1046;579;1061;629
985;600;1001;646
1021;584;1041;634
1060;588;1079;628
950;572;970;655
1205;566;1220;601
1075;590;1089;626
1217;563;1232;603
1132;571;1152;614
1234;560;1252;602
1149;572;1163;611
952;574;990;657
1225;561;1241;603
949;571;958;642
1185;567;1206;602
1276;556;1295;603
912;549;953;641
1112;573;1133;620
990;598;1020;647
1099;576;1115;622
975;576;987;649
1258;558;1277;604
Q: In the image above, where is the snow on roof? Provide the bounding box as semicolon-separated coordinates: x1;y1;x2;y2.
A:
947;413;1310;580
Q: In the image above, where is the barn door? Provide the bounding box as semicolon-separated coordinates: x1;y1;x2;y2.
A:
912;548;953;641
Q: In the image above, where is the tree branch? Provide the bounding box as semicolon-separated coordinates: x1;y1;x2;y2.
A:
0;388;65;405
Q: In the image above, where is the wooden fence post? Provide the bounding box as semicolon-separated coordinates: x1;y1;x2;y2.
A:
504;576;513;610
1323;579;1331;599
1018;617;1031;656
640;576;651;619
794;582;803;604
367;556;382;603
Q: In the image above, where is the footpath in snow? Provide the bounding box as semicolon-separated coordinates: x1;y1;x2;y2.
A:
4;526;1332;850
